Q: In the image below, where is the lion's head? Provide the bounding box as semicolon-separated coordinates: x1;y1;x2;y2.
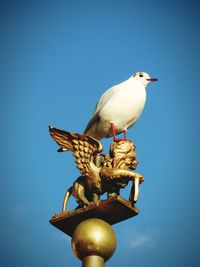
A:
109;140;138;170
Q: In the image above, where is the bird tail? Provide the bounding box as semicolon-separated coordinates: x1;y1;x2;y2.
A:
84;128;103;140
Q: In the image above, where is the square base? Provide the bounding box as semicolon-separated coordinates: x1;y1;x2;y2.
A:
49;196;139;236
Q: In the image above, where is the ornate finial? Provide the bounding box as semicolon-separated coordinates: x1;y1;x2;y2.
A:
49;126;145;267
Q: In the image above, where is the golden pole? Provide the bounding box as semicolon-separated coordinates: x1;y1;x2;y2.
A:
82;256;104;267
71;218;117;267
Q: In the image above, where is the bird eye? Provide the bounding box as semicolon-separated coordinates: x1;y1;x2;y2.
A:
139;74;143;77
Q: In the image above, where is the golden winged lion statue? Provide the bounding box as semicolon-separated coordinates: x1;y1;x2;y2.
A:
49;126;144;212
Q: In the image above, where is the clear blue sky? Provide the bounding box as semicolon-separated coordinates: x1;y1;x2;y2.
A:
1;1;199;266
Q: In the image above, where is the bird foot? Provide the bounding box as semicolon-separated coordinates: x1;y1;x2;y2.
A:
113;137;127;142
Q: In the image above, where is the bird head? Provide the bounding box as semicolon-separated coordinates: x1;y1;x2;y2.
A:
132;72;158;87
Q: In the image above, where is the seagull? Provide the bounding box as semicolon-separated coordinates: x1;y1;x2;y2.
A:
84;72;157;141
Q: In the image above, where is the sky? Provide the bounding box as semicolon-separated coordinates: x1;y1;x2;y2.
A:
1;0;200;266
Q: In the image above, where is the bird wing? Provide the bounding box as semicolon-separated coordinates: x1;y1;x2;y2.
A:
49;126;103;178
94;77;131;114
84;85;119;134
93;85;118;114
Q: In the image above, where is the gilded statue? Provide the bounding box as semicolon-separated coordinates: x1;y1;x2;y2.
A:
49;126;144;212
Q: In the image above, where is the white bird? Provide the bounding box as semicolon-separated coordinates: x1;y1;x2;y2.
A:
84;72;157;141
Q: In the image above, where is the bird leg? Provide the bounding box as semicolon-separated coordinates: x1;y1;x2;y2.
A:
123;128;127;140
111;122;118;142
111;123;128;142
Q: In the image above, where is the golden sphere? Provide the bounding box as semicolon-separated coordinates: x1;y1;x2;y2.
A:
71;218;116;262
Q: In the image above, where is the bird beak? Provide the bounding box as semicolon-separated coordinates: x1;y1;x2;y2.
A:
146;78;158;82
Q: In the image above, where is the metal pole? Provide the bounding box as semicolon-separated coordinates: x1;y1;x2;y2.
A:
83;256;104;267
